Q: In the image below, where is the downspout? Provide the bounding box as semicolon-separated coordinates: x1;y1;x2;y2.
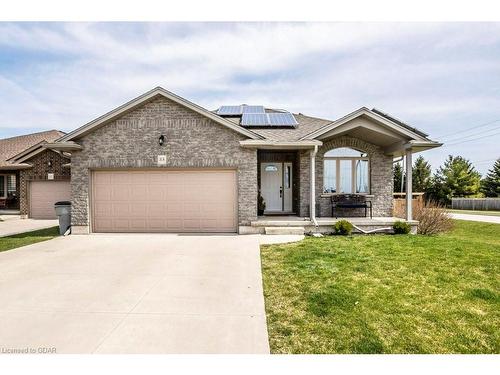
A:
310;145;319;228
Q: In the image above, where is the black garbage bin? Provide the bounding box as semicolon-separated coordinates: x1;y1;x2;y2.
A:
54;201;71;235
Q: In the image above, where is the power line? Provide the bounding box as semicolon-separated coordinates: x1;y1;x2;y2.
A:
436;118;500;139
442;124;500;142
443;130;500;147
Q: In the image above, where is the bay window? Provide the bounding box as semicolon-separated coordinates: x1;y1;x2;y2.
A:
323;147;369;194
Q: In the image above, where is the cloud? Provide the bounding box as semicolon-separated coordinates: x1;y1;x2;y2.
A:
0;22;499;173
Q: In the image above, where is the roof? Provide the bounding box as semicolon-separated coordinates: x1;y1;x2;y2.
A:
371;108;429;138
58;87;263;142
0;130;65;168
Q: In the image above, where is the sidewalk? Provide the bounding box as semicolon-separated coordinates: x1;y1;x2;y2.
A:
449;213;500;224
0;215;58;237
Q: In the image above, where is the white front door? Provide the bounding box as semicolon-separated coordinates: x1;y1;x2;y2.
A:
260;162;293;213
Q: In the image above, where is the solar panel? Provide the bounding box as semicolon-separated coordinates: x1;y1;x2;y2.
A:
241;112;297;127
242;105;265;114
267;113;298;126
241;113;269;126
217;106;242;115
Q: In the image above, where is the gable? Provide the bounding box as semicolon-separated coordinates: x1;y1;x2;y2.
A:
59;87;262;142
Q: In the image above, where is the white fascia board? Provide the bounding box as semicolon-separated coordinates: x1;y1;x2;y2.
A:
240;140;322;149
301;107;430;142
58;87;262;142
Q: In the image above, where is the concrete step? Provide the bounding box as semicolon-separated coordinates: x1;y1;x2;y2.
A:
264;226;305;235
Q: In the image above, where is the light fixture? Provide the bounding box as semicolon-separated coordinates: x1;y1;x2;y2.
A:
158;134;165;146
48;160;53;168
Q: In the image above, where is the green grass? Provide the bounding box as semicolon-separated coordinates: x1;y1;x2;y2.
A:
261;221;500;354
448;209;500;217
0;227;59;253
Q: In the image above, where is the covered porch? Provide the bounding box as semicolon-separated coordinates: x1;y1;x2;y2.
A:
249;215;418;234
239;108;441;235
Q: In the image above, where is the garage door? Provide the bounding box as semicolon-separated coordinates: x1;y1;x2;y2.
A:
91;170;237;233
30;180;71;219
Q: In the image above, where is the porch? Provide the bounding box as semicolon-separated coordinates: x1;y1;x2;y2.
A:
246;215;418;235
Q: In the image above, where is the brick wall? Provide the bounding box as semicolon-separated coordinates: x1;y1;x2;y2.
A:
299;136;393;217
70;95;258;229
19;149;71;216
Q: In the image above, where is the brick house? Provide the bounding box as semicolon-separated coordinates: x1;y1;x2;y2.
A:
42;87;441;234
0;130;69;218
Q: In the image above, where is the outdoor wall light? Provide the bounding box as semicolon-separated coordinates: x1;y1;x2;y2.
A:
48;160;53;168
158;134;165;146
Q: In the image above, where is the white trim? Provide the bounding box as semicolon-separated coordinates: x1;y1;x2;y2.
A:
323;153;370;194
58;87;262;142
12;145;68;164
300;107;431;142
240;139;322;149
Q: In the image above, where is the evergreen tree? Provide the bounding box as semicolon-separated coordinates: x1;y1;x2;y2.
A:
393;162;404;192
432;155;481;204
412;155;432;192
480;159;500;197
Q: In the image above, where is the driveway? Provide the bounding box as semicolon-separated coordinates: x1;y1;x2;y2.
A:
449;213;500;224
0;234;269;354
0;215;59;237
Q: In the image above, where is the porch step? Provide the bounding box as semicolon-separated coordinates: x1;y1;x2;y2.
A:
264;226;306;235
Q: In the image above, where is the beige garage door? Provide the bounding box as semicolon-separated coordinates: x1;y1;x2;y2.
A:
30;180;71;219
92;170;237;233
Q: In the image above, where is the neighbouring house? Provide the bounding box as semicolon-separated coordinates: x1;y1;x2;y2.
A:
0;130;70;218
45;87;441;234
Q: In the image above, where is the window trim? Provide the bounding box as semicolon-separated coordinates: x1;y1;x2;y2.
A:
323;152;370;194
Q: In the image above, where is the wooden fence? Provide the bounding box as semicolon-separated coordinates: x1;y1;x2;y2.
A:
451;198;500;211
393;193;424;218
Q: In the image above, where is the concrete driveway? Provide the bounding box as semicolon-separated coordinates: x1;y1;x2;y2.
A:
0;234;269;354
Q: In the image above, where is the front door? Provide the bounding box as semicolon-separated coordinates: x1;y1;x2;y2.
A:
260;162;293;213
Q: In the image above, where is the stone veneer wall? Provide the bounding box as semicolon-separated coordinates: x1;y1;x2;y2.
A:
299;136;393;217
70;96;257;230
19;149;71;216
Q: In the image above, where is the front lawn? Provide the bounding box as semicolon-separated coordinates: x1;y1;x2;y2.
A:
261;221;500;354
0;227;59;253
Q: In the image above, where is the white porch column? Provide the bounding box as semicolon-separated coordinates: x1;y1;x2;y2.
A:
405;148;413;221
310;146;318;223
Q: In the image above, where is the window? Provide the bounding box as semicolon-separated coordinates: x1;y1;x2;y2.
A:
284;165;291;188
323;147;369;194
0;174;16;198
0;175;4;198
7;175;16;196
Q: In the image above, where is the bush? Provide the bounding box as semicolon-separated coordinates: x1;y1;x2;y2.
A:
414;200;454;235
393;220;411;234
333;220;353;235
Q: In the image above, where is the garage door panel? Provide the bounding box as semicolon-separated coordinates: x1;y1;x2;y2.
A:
92;170;237;233
30;180;71;219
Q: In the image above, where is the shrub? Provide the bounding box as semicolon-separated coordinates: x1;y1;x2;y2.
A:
414;200;454;235
333;220;353;235
393;220;411;234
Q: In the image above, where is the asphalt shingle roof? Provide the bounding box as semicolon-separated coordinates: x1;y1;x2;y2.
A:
0;130;65;167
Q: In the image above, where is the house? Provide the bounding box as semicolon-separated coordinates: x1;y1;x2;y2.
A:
45;87;441;234
0;130;70;218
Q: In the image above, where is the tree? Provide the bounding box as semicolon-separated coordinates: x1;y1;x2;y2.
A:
480;159;500;197
412;155;432;192
393;162;404;192
432;155;481;204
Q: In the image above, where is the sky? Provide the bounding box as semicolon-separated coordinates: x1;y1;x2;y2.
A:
0;22;499;174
